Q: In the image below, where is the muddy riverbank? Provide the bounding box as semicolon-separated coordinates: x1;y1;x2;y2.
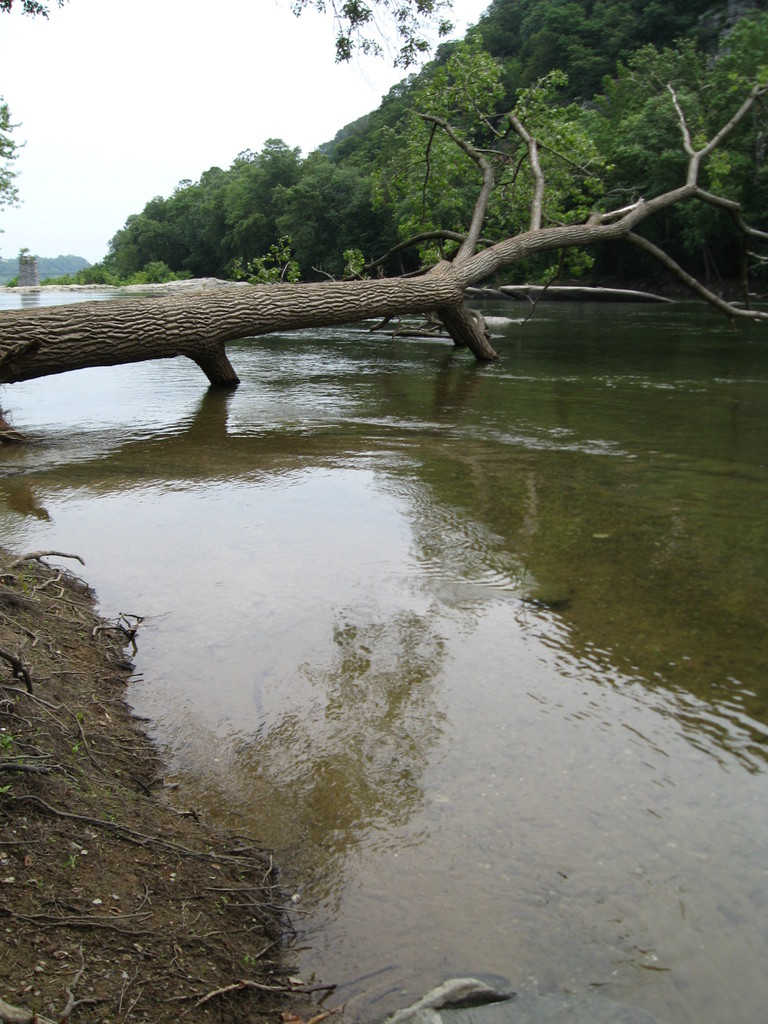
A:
0;547;331;1024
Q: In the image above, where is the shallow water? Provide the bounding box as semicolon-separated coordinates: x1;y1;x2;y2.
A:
1;296;767;1023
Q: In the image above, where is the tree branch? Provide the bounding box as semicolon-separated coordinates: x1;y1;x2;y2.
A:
669;82;768;186
422;120;438;226
418;113;496;261
365;228;499;275
508;113;545;230
365;230;470;274
626;231;768;321
692;186;768;243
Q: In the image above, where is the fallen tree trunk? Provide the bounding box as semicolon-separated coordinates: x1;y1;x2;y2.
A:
1;82;766;407
0;269;468;387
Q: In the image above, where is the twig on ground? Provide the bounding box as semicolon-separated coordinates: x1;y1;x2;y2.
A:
11;793;273;866
58;945;102;1020
3;908;154;936
8;551;85;570
0;646;32;692
193;978;337;1009
0;760;57;775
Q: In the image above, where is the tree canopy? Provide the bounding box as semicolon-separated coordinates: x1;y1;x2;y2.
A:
3;0;768;327
94;3;768;298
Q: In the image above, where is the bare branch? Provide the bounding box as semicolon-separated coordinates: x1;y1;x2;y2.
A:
9;550;84;569
626;231;768;322
669;82;768;186
418;113;496;261
0;646;32;692
692;187;768;243
365;229;497;274
588;199;645;225
508;113;545;230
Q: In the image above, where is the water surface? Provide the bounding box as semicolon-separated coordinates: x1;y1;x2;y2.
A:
1;297;766;1023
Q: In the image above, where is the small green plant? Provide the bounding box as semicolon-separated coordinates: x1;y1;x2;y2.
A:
231;236;300;284
64;853;77;870
343;247;368;279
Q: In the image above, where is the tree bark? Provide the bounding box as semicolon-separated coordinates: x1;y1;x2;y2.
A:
0;270;467;386
0;215;679;389
437;303;497;359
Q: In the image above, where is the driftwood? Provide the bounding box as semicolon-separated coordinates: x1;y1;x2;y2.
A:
465;284;675;303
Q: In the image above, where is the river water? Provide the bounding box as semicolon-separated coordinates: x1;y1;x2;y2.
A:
1;293;767;1023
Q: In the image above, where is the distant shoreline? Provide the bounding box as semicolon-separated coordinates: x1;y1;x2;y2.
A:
0;277;248;295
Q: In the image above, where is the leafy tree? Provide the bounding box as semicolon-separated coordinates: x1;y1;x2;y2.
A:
0;97;19;225
374;43;607;281
221;140;302;269
464;0;732;101
588;10;768;282
275;152;395;277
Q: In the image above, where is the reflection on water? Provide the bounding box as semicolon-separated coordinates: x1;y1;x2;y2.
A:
218;608;447;909
0;288;119;310
1;302;767;1023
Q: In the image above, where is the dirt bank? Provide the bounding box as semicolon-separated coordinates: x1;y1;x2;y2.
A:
0;548;333;1024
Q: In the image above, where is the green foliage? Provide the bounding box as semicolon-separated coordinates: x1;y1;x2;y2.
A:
343;248;368;279
222;140;302;270
0;96;19;218
59;263;121;285
376;47;608;277
38;261;192;287
291;0;453;67
100;2;768;292
465;0;717;101
506;71;608;224
275;151;395;277
106;140;303;280
0;0;65;16
374;40;508;248
231;237;300;284
588;10;768;278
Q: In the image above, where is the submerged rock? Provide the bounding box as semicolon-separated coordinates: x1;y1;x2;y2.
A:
382;979;659;1024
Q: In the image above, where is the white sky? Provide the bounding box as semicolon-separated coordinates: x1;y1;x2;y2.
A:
0;0;488;264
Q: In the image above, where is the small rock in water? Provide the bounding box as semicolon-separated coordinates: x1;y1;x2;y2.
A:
382;979;659;1024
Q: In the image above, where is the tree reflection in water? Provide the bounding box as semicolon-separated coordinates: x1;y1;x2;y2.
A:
221;608;447;903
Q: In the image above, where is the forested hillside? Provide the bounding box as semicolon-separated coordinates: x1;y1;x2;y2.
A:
96;0;767;291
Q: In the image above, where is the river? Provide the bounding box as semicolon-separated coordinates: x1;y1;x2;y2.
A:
1;292;767;1023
